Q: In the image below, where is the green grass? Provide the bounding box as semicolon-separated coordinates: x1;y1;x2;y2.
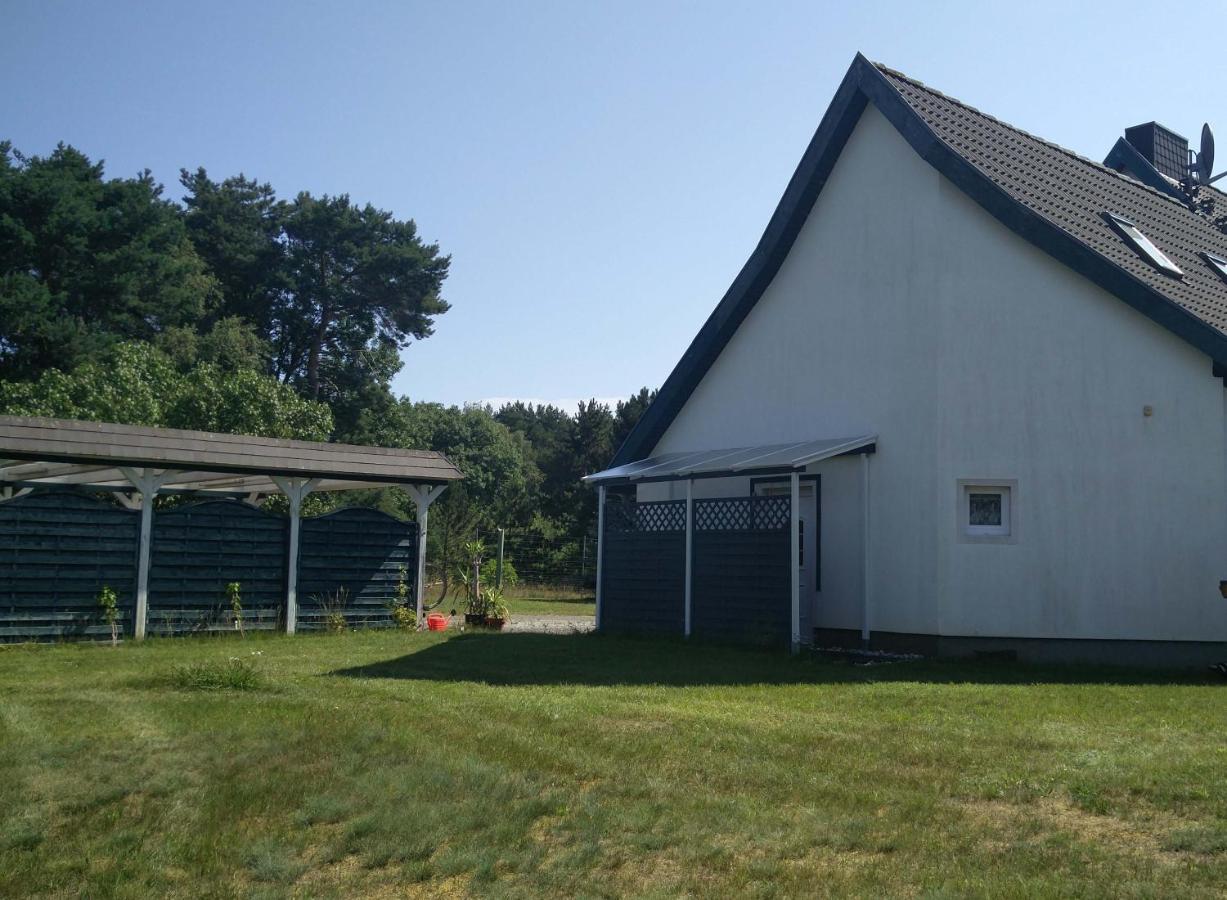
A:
2;631;1225;898
504;596;594;617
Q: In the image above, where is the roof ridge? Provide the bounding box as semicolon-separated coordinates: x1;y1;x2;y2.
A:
871;61;1197;212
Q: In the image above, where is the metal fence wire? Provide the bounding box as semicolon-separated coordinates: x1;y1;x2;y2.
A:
479;526;597;590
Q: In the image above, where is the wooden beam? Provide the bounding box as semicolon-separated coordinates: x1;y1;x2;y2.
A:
404;484;446;627
595;485;606;630
272;476;320;635
121;467;168;640
790;472;801;654
684;480;693;638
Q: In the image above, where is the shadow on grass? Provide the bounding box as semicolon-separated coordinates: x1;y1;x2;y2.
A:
329;632;1224;687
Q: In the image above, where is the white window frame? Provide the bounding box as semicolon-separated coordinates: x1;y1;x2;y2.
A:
957;479;1017;544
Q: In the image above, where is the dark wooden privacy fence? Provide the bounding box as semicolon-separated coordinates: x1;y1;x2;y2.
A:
149;500;287;635
0;491;417;641
0;490;138;640
599;494;792;645
600;498;686;634
691;496;791;644
298;507;416;631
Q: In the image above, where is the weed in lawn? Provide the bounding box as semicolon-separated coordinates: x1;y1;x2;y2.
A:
245;837;307;884
169;654;263;691
1163;824;1227;855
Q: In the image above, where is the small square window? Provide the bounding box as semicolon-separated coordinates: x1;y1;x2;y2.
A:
959;481;1014;541
969;492;1002;527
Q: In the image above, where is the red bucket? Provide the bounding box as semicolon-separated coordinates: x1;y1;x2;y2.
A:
426;613;448;631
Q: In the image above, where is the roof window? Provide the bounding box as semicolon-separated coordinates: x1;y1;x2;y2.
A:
1102;213;1183;277
1201;251;1227;284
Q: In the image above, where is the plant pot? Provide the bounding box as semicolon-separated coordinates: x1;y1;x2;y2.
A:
484;617;506;630
464;613;485;626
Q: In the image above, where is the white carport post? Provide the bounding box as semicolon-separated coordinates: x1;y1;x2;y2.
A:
861;453;872;647
790;471;801;654
595;485;606;629
120;467;168;641
684;479;694;637
273;476;320;635
404;484;446;628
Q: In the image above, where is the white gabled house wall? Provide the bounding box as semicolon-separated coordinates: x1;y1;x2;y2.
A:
640;105;1227;646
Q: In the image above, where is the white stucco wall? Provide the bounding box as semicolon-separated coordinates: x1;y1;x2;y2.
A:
647;104;1227;643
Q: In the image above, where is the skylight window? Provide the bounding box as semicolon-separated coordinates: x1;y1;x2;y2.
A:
1202;251;1227;284
1102;213;1183;277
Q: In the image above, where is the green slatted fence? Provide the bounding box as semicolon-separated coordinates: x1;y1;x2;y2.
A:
0;490;139;641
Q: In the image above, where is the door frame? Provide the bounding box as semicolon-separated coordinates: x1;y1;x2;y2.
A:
750;475;821;594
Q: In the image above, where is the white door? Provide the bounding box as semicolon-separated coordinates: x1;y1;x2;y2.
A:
754;481;818;642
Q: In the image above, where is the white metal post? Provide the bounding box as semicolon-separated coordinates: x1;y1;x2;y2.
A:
595;485;606;630
273;476;319;635
405;484;446;628
861;452;872;646
121;467;167;641
684;479;694;637
790;471;801;653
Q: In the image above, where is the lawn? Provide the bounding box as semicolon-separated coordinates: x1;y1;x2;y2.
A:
1;631;1225;898
504;596;594;617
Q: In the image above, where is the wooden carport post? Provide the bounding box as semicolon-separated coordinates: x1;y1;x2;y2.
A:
120;467;168;640
790;471;801;654
273;476;320;635
595;485;606;630
684;479;693;637
404;484;446;628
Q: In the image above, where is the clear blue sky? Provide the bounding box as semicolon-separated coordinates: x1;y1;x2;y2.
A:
3;1;1222;409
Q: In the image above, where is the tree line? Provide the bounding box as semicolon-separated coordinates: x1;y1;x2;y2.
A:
0;141;655;550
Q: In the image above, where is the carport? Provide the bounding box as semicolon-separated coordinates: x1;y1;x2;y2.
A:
0;415;462;638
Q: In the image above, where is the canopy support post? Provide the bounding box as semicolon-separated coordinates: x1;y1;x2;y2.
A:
121;467;168;641
684;479;693;638
790;471;801;654
405;484;446;628
273;476;320;635
595;485;606;630
861;452;872;648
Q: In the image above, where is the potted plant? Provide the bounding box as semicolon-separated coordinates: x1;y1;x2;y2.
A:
459;539;487;625
483;587;509;631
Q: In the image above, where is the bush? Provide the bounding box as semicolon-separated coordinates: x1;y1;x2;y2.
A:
170;655;263;691
479;556;518;589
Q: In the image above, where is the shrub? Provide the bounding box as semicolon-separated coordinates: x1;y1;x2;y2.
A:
226;581;244;635
97;585;119;646
314;587;350;633
170;655;263;691
479;556;518;590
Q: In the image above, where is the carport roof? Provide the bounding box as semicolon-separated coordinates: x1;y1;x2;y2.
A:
583;435;876;486
0;415;463;495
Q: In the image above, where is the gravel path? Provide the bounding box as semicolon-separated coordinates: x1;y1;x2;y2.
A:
502;615;595;634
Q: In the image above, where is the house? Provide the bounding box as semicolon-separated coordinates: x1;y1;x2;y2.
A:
584;53;1227;665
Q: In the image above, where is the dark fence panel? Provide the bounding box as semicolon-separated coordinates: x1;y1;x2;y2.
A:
692;496;791;645
600;498;686;635
149;500;286;635
0;490;138;640
298;507;417;631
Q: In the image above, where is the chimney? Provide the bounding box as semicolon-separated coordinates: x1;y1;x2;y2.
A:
1124;122;1189;181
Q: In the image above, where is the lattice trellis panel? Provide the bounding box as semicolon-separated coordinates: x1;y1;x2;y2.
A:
606;499;686;533
694;496;790;531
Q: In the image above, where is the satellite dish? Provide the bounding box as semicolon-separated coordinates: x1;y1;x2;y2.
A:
1200;123;1215;184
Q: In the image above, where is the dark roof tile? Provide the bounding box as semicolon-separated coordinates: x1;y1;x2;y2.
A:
878;64;1227;334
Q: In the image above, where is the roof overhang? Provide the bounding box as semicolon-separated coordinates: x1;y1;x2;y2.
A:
584;435;876;487
0;415;463;496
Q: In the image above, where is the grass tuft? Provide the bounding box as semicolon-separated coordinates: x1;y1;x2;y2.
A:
169;655;263;691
